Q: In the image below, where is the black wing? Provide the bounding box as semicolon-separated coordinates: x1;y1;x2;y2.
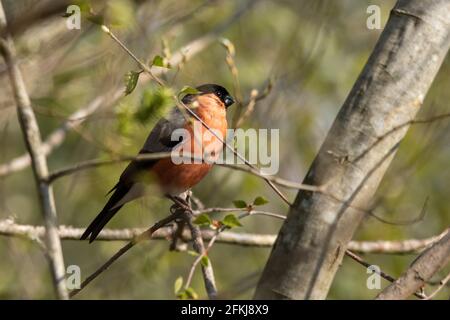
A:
81;107;186;242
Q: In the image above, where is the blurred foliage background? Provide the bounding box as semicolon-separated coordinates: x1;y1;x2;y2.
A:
0;0;448;299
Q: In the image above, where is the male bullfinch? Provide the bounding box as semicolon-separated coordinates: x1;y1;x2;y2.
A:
81;84;234;242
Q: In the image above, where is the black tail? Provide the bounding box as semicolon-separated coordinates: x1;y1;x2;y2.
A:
81;183;131;243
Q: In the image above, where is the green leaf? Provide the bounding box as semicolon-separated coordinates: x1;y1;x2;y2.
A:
151;55;170;68
177;291;188;300
253;196;269;206
201;255;210;267
185;287;199;299
187;250;199;257
193;214;212;227
174;276;183;294
222;214;242;228
179;86;200;96
152;55;164;67
232;200;247;208
124;70;141;96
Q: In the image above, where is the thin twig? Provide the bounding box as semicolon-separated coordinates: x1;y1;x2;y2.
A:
184;226;223;292
48;152;173;182
220;163;325;192
236;89;258;128
100;25;164;87
345;250;426;299
69;212;181;298
0;90;117;178
220;38;243;127
170;195;218;299
48;153;323;194
353;112;450;163
425;272;450;300
185;216;218;299
181;207;265;294
235;79;273;128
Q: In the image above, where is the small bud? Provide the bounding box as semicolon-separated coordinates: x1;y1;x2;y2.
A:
101;25;110;34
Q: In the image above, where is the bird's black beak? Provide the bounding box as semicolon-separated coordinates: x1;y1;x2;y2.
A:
224;95;235;108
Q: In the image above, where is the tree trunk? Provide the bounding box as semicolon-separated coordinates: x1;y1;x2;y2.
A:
254;0;450;300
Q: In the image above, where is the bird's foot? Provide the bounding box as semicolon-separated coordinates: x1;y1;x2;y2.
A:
167;195;192;213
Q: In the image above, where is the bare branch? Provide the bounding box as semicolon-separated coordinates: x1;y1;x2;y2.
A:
0;0;71;37
376;229;450;300
48;152;172;182
69;212;182;298
2;216;447;299
345;250;426;299
0;2;68;299
46;153;323;197
185;215;218;299
2;221;447;255
0;92;115;178
100;24;164;86
220;163;324;192
47;152;429;228
348;229;448;254
183;226;223;294
0;218;275;246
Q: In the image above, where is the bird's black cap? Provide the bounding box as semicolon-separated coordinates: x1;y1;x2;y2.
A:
196;84;235;108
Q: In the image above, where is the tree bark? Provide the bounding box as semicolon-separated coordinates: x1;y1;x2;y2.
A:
254;0;450;300
0;1;68;299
